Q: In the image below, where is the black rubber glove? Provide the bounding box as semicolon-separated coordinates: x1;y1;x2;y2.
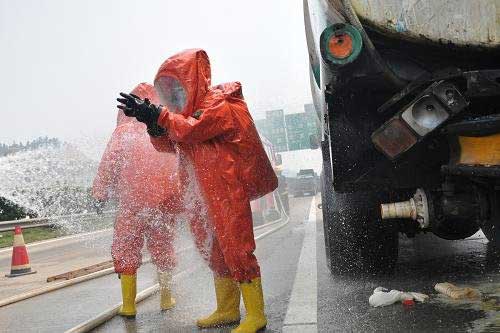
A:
116;92;163;127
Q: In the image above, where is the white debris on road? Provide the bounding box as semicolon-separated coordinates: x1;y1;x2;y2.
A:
369;287;429;307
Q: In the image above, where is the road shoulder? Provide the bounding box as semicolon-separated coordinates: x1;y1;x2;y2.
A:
282;196;317;332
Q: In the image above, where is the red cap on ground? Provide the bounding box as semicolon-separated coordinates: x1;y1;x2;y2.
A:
14;226;22;235
402;299;415;307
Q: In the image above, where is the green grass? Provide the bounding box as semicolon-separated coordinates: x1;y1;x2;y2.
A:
0;227;67;248
0;214;115;249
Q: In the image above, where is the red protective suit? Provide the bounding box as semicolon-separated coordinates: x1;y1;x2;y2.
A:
93;83;181;274
152;49;278;281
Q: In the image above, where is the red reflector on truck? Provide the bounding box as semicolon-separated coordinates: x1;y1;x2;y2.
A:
371;118;418;159
320;24;363;65
328;34;353;59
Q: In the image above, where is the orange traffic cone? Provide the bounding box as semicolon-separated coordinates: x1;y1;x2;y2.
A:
5;226;36;277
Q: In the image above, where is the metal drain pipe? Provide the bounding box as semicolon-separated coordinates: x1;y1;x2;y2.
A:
380;189;430;229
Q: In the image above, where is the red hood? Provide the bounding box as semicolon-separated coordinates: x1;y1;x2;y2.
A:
154;49;211;116
116;82;160;126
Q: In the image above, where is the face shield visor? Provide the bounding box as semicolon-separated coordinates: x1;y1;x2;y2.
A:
155;76;188;114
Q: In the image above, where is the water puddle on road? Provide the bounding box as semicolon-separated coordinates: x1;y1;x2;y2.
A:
431;282;500;332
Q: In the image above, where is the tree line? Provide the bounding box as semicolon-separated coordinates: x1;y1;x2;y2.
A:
0;136;61;157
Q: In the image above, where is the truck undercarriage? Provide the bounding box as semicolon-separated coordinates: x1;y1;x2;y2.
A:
305;0;500;273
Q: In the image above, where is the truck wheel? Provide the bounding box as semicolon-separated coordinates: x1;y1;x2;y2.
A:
324;190;399;274
320;170;333;270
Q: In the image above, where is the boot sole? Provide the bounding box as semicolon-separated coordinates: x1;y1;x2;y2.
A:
119;313;136;319
160;305;176;311
197;319;240;329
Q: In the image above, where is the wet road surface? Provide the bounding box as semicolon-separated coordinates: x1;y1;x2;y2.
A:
3;193;498;332
317;203;500;332
93;195;315;333
0;226;114;299
0;196;316;332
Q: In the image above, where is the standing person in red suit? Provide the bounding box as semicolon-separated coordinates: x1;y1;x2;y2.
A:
94;83;180;318
117;49;278;333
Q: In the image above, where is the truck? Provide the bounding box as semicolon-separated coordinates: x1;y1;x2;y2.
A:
304;0;500;274
294;169;318;197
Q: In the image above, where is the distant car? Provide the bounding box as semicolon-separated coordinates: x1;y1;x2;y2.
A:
293;169;318;197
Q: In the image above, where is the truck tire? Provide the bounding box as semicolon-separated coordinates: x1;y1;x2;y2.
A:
320;170;333;270
324;190;399;274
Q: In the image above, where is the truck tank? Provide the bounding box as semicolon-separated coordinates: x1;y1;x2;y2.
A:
350;0;500;48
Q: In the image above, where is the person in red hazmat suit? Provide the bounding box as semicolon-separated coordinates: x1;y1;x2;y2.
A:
94;82;181;318
117;49;278;333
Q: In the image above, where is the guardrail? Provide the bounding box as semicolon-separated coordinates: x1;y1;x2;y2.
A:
0;211;116;232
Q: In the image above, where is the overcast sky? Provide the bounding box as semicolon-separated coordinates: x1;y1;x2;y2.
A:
0;0;312;144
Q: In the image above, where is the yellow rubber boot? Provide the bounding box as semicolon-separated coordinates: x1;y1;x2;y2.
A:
196;277;241;328
232;278;267;333
158;271;176;311
119;273;137;318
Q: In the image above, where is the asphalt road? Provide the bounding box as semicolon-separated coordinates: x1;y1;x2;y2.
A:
93;195;315;333
4;193;497;333
317;204;500;332
0;196;316;332
0;226;114;299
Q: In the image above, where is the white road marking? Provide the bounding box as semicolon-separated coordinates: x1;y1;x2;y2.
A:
282;196;317;332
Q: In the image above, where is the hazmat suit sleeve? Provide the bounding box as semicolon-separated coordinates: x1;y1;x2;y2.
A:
92;130;124;201
157;97;235;144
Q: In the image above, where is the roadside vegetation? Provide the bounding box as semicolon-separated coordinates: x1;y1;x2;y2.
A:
0;215;114;248
0;227;66;248
0;197;37;222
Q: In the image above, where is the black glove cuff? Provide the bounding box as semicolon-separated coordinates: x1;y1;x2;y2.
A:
147;123;167;137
